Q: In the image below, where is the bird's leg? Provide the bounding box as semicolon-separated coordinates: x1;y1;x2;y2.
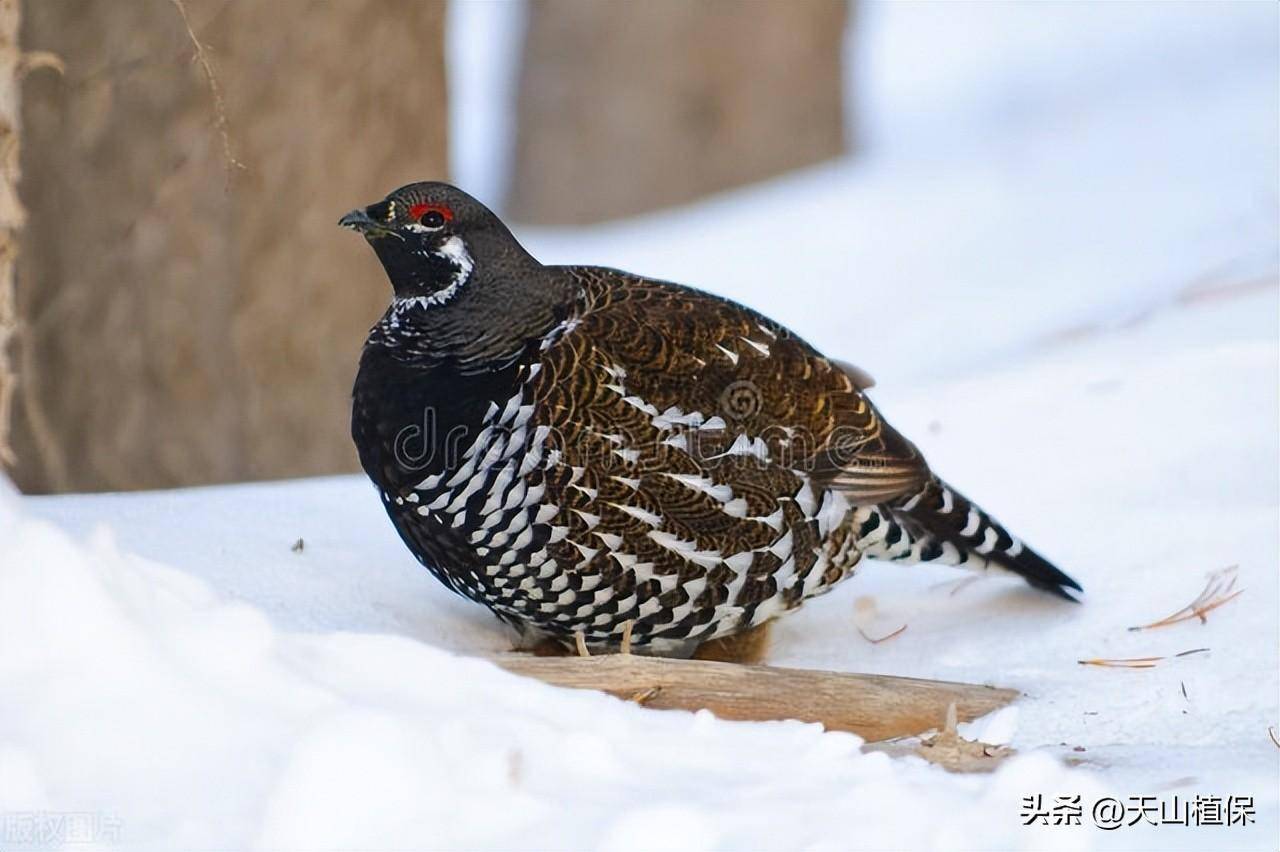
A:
691;621;773;665
507;619;575;656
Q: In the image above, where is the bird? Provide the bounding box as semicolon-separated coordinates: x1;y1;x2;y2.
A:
343;181;1081;659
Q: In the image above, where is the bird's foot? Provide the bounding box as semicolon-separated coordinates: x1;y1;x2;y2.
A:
691;621;773;665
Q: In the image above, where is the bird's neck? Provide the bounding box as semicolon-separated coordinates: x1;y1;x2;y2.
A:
376;234;476;309
368;259;578;370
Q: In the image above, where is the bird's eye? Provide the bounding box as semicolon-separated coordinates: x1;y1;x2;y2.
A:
408;202;453;228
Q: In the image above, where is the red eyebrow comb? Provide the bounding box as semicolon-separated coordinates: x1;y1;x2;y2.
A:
408;202;454;221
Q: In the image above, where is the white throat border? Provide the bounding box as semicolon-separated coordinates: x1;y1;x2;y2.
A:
394;235;474;312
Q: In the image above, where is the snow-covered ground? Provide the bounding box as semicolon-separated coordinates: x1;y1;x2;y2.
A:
4;3;1278;850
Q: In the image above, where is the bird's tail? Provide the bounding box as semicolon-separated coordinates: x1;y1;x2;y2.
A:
852;476;1082;601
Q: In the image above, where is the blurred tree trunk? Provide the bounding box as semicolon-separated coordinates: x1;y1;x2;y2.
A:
0;0;25;470
10;0;448;493
508;0;850;224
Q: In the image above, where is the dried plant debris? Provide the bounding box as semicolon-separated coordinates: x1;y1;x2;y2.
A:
291;538;304;553
857;623;907;644
507;749;523;787
853;595;907;645
1269;727;1279;750
627;686;662;706
1128;565;1243;631
170;0;244;177
1077;648;1209;669
1078;656;1163;669
916;702;1014;773
927;575;981;597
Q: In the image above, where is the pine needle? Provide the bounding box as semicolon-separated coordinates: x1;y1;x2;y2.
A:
1078;656;1163;669
1128;565;1243;631
1078;648;1209;669
857;623;907;644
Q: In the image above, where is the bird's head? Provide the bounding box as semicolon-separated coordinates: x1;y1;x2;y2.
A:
340;182;511;309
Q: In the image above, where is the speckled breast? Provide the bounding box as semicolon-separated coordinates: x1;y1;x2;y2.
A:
373;350;868;655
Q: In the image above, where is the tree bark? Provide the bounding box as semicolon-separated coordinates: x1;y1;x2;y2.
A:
0;0;22;468
10;0;448;493
491;653;1018;743
509;0;850;224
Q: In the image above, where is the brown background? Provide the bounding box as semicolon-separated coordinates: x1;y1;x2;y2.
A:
5;0;849;493
11;0;449;492
508;0;848;224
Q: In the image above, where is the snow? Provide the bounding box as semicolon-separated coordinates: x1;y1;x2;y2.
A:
516;1;1278;389
2;487;1104;852
5;2;1278;850
446;0;525;211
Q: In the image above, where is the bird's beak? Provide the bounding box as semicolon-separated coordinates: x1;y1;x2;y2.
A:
339;207;395;238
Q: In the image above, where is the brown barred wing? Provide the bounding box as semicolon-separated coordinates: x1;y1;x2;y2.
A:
517;269;930;649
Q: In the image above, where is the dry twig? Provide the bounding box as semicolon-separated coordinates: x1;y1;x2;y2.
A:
170;0;243;179
1128;566;1243;631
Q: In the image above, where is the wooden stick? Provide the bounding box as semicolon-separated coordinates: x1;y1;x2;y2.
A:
488;653;1018;743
